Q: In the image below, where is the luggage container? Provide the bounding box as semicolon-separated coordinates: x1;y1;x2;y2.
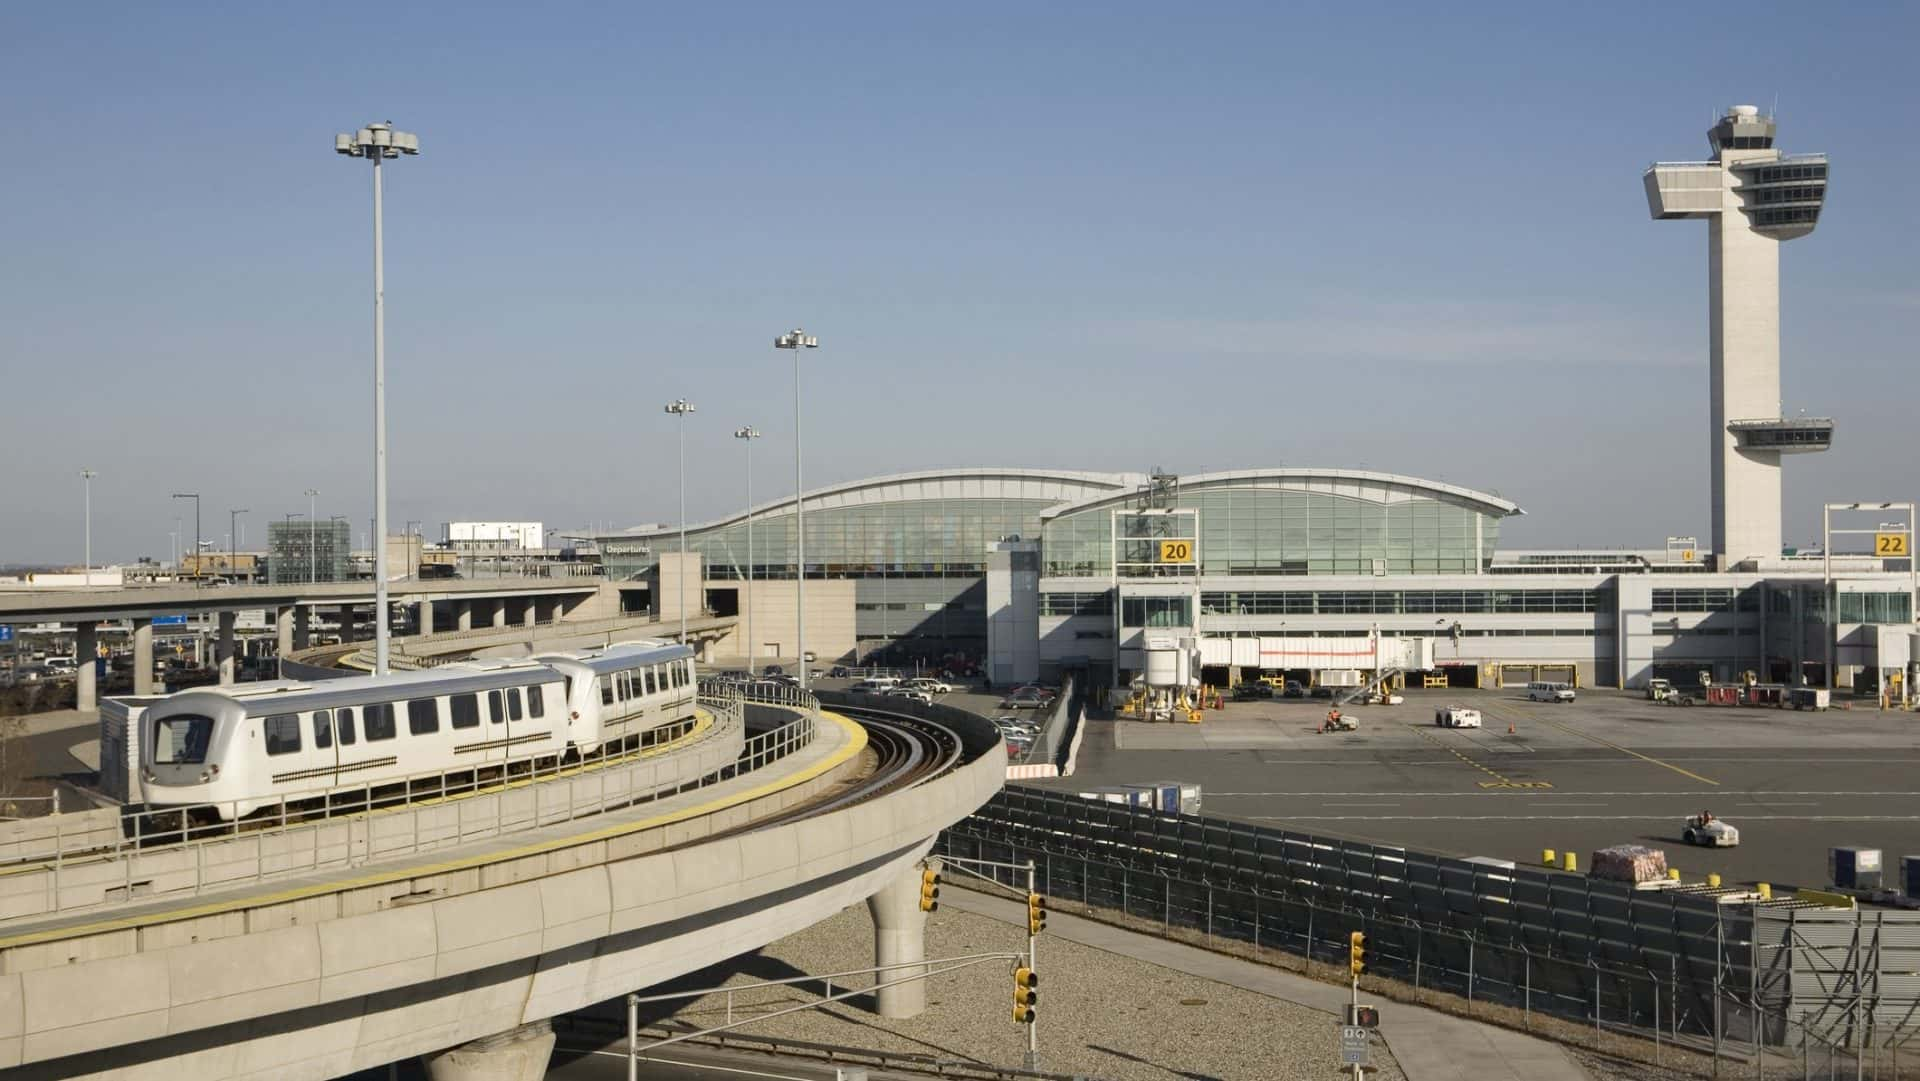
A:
1591;844;1670;887
1743;683;1787;707
1077;787;1153;809
1705;685;1741;706
1790;687;1831;711
1831;847;1883;890
1144;780;1203;815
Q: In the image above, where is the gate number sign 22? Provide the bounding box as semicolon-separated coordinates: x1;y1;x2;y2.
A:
1158;540;1192;562
1876;532;1909;557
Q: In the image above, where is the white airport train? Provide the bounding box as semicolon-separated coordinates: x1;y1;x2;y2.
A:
140;640;700;820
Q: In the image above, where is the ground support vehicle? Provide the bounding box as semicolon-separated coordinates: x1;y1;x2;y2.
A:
1435;705;1482;728
1682;813;1740;847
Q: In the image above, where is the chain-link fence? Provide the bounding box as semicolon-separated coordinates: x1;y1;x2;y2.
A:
941;790;1920;1079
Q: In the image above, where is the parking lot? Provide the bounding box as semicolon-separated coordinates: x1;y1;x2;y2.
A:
1029;686;1920;889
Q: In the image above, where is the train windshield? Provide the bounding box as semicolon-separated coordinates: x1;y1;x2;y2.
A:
154;715;215;764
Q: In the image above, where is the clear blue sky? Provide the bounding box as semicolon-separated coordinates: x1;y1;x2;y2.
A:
3;2;1915;563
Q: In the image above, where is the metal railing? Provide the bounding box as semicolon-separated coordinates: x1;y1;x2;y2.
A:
6;686;830;918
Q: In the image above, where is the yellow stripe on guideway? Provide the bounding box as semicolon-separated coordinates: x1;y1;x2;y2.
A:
0;709;722;882
1516;706;1721;787
0;711;869;951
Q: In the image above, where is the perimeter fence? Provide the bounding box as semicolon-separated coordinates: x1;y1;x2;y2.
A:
940;786;1920;1078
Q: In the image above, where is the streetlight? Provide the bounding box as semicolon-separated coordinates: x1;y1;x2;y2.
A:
229;508;248;584
734;426;761;672
663;399;696;643
335;119;420;677
79;469;97;587
306;489;319;585
773;328;818;687
172;494;201;586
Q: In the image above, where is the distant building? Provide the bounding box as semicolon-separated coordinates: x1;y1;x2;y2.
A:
445;522;544;552
268;519;351;584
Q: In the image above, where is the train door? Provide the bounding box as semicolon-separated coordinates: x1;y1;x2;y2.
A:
309;709;340;790
485;689;512;765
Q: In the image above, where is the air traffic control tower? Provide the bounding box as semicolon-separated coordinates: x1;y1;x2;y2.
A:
1645;105;1831;569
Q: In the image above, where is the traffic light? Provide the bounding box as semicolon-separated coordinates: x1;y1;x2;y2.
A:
1346;1003;1380;1028
1348;931;1368;978
919;866;940;913
1012;966;1039;1023
1026;892;1048;936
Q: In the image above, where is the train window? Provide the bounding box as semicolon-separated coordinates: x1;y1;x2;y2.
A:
265;714;301;756
599;679;614;707
449;693;480;729
407;699;439;736
645;667;657;695
527;685;545;718
337;707;357;745
154;715;214;764
507;688;524;721
365;703;396;741
488;690;505;723
313;710;333;750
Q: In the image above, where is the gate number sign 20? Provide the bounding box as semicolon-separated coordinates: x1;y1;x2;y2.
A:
1158;540;1192;562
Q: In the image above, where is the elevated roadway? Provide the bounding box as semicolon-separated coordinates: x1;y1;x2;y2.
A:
0;691;1004;1080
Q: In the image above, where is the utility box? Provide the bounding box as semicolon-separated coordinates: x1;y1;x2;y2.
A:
1831;847;1883;890
1904;855;1920;899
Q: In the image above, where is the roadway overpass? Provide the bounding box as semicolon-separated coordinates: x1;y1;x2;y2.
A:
0;688;1004;1080
0;578;735;709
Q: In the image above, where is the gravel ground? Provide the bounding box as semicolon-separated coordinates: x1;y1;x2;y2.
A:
648;903;1406;1081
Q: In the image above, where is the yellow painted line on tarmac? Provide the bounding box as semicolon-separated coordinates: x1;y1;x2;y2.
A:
1402;724;1549;788
0;711;868;951
1513;704;1721;787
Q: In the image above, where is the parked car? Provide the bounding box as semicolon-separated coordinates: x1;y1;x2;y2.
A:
1309;686;1336;699
1232;682;1275;701
763;664;785;676
906;677;953;695
1282;681;1306;699
828;665;850;679
999;688;1048;709
885;687;934;705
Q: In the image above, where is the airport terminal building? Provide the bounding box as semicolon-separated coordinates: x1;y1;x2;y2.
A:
589;465;1916;695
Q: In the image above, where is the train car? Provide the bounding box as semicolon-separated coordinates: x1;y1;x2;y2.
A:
141;661;571;820
533;639;699;754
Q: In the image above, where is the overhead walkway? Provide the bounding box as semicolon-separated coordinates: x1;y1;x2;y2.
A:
0;688;1006;1080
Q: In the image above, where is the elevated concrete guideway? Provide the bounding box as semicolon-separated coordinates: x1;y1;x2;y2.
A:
0;577;602;626
0;693;1005;1080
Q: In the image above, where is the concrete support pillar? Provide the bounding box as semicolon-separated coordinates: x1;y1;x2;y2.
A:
490;599;508;629
275;605;295;656
521;598;536;629
132;618;155;696
292;605;311;651
457;601;474;632
337;606;356;645
865;863;931;1019
420;599;436;636
422;1020;554;1081
74;622;98;711
216;611;237;685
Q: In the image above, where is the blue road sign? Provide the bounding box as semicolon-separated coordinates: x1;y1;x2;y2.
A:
152;615;188;627
0;626;13;643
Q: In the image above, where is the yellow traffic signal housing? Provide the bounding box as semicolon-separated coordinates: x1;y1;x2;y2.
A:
918;867;940;913
1012;966;1038;1023
1349;931;1369;977
1026;892;1048;936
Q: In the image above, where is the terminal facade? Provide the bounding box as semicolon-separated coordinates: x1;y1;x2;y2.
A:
589;465;1916;695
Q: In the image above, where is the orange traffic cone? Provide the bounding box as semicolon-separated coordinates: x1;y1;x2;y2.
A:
1507;723;1515;734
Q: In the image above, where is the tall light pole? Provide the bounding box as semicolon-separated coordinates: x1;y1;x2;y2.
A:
229;508;248;584
734;426;761;672
172;494;200;587
774;329;818;686
664;399;697;643
336;120;420;677
306;489;319;585
79;469;97;587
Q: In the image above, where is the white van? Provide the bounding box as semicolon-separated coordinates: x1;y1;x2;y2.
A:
1526;681;1576;703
